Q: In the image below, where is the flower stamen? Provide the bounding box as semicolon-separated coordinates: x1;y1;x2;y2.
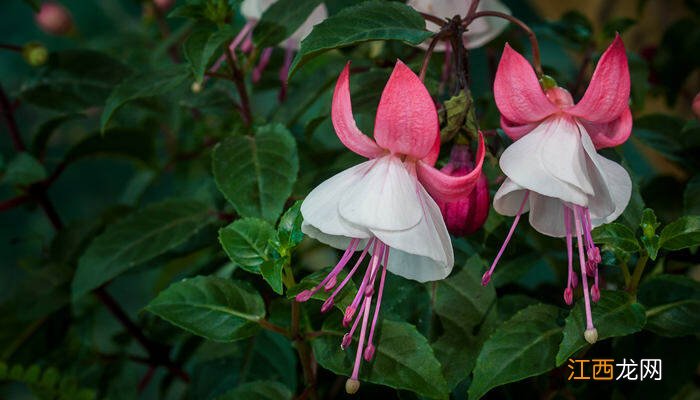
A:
483;190;530;286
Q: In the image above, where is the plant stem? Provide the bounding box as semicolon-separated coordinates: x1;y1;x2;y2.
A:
464;11;543;77
258;319;290;336
224;47;252;125
620;260;631;288
628;253;649;296
0;43;22;52
0;83;27;152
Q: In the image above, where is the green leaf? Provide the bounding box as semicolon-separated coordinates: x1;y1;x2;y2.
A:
639;274;700;337
260;259;284;295
216;380;292;400
277;200;304;251
3;152;46;186
555;290;646;365
184;25;236;82
72;199;212;299
100;65;190;132
640;208;661;259
253;0;325;48
289;1;431;77
218;218;276;273
21;50;132;113
31;113;84;157
146;276;265;342
659;215;700;251
212;124;299;222
64;128;156;166
431;257;497;388
313;318;449;398
440;91;469;141
468;304;563;400
592;223;641;253
287;267;357;310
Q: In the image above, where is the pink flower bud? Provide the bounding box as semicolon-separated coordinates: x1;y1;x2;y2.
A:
563;287;573;305
693;92;700;120
153;0;175;12
436;144;490;236
591;285;600;303
35;2;73;36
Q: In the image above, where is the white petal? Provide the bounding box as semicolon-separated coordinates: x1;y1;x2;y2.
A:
300;161;373;240
301;223;370;251
528;193;568;237
579;127;632;226
493;178;530;216
500;117;590;205
289;4;328;45
372;182;453;282
339;156;423;231
241;0;275;19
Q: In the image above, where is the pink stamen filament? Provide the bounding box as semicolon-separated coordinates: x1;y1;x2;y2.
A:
574;207;595;331
350;296;372;382
296;238;359;302
326;238;375;310
365;246;390;360
346;242;382;322
565;205;573;289
278;42;295;101
204;20;256;85
483;191;530;285
252;47;273;82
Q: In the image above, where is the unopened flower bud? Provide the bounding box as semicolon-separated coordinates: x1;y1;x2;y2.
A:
591;285;600;303
35;2;73;36
584;328;598;344
22;42;48;67
436;144;489;237
363;344;375;361
539;74;557;90
191;81;203;93
345;378;360;394
563;287;573;305
693;92;700;120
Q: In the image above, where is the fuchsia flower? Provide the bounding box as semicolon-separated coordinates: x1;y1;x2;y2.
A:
483;35;632;344
35;1;73;36
436;144;490;236
296;61;485;393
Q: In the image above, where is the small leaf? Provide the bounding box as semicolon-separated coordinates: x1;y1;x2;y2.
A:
440;91;469;141
3;152;46;186
592;223;641;253
184;25;236;82
555;290;646;365
216;380;292;400
218;218;276;273
640;208;661;259
212;124;299;222
260;259;284;295
639;274;700;337
100;65;190;132
277;200;304;251
289;1;431;77
659;215;700;251
469;304;563;400
253;0;325;48
72;199;212;299
146;276;265;342
313;318;449;398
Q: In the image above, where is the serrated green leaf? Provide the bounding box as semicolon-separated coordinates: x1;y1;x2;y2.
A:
659;215;700;251
260;259;284;295
277;200;304;251
469;304;563;400
146;276;265;342
592;223;641;253
555;290;646;365
253;0;325;48
218;217;276;273
72;199;212;299
216;380;292;400
3;152;46;186
212;124;299;222
289;1;431;77
639;274;700;337
313;318;449;398
431;257;497;389
100;65;190;132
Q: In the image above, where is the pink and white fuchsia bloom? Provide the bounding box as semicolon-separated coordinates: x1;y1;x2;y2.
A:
296;61;484;393
483;35;632;344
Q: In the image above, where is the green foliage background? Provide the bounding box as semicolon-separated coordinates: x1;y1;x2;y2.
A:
1;0;699;399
